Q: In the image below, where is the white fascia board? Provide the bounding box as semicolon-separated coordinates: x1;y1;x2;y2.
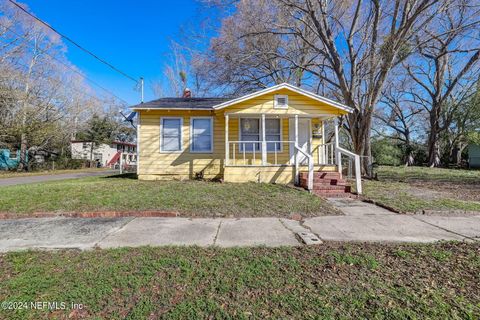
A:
211;83;354;113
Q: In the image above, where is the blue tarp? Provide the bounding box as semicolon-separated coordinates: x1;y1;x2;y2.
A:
0;149;20;170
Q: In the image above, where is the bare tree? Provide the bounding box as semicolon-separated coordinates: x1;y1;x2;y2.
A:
0;1;122;170
195;0;318;96
405;0;480;166
194;0;448;173
375;79;424;166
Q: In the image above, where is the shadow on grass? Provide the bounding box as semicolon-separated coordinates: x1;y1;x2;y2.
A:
103;173;138;180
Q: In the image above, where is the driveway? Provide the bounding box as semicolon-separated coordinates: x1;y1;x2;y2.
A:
0;170;118;187
0;214;478;252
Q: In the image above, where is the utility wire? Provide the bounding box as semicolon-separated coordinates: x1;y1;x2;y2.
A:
0;38;122;106
5;58;112;104
7;0;139;84
0;22;130;106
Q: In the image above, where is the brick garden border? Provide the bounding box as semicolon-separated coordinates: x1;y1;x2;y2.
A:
0;211;179;220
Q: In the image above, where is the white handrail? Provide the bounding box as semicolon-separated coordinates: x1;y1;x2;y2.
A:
295;145;313;191
313;142;335;165
336;146;362;194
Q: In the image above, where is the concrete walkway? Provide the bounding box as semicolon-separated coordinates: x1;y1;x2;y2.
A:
0;170;118;187
0;213;478;252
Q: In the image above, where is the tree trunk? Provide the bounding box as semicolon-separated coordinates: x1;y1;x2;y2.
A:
404;137;415;166
405;147;415;166
452;143;467;166
427;102;442;167
427;130;441;167
90;143;94;167
18;132;27;171
348;110;372;177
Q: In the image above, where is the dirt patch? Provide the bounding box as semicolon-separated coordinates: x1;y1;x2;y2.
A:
408;181;480;202
405;185;445;200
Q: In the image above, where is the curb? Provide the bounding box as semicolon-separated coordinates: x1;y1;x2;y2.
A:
359;197;407;214
0;211;179;220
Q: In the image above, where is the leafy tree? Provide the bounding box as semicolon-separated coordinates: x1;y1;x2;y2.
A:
77;115;117;161
371;138;403;166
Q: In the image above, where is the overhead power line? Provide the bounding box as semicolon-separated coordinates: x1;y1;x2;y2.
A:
1;53;117;106
7;0;139;84
0;22;130;106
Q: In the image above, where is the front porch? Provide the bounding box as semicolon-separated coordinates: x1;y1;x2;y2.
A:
223;113;362;194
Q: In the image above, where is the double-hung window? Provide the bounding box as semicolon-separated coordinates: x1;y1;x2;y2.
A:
265;119;281;151
240;118;260;152
190;117;213;153
160;118;183;152
240;118;281;152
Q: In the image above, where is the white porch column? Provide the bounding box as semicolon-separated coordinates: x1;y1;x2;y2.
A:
334;117;342;176
261;114;267;165
294;114;299;184
225;114;229;166
321;119;326;164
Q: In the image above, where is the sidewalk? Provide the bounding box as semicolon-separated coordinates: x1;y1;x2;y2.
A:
0;213;478;252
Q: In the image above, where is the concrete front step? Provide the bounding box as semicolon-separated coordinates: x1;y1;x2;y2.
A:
300;178;348;186
299;172;342;179
313;185;352;192
313;191;353;198
299;181;350;192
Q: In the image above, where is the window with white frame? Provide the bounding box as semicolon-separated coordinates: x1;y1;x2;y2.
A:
160;118;182;152
240;118;281;152
274;95;288;109
265;118;281;151
240;118;260;151
190;117;213;153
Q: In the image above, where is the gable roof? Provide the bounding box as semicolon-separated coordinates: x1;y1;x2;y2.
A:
130;83;353;113
211;83;353;113
131;97;230;111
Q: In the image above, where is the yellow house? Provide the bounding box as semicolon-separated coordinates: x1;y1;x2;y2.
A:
131;83;362;195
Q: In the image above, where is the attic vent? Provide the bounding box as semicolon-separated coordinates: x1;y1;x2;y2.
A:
274;95;288;109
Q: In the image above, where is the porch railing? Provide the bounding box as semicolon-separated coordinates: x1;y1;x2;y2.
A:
312;142;335;165
227;141;338;166
225;140;362;195
336;146;362;194
227;141;296;166
294;145;313;191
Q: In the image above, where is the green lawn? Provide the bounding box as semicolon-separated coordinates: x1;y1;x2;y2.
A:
362;166;480;213
0;174;338;217
0;242;478;319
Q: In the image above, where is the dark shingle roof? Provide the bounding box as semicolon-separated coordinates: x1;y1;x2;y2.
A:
131;97;231;110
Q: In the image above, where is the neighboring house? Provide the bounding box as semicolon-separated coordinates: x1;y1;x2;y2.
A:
131;83;362;195
468;144;480;168
71;141;137;167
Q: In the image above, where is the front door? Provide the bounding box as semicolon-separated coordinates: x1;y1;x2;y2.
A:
289;118;311;165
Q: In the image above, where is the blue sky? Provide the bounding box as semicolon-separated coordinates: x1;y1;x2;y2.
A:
22;0;204;105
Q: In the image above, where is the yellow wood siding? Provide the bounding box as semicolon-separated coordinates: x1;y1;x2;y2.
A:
224;165;337;184
137;87;342;183
221;88;346;116
139;110;223;180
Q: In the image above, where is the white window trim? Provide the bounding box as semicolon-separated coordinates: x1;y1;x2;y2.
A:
274;94;288;109
190;116;214;153
238;117;283;153
160;117;183;153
